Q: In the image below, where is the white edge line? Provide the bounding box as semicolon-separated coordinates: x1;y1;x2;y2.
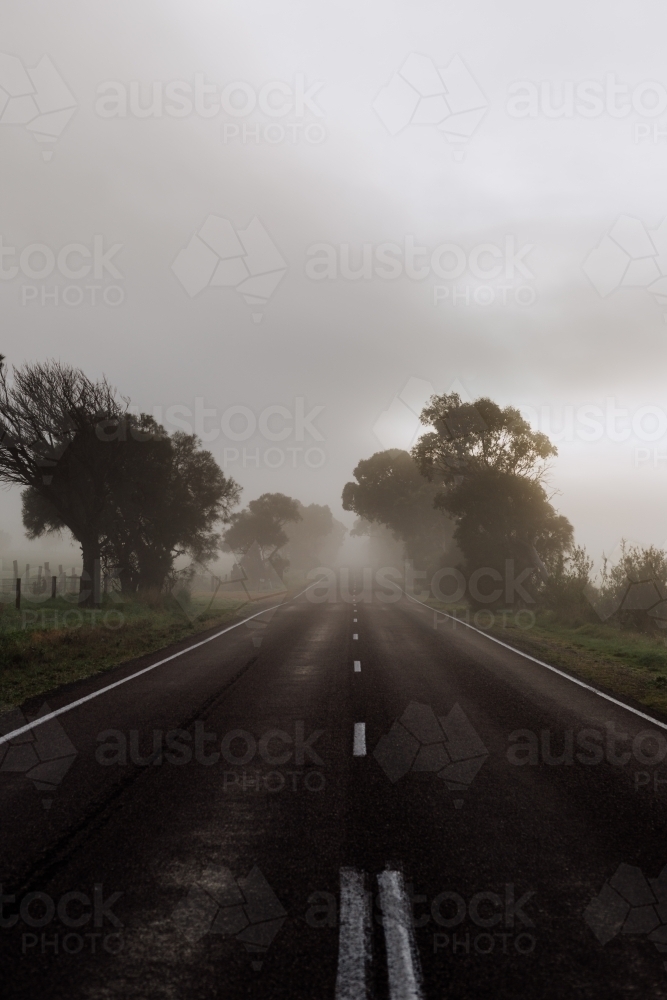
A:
404;590;667;733
0;580;322;746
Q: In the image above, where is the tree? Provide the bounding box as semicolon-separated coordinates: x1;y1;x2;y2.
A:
341;449;456;568
540;544;594;623
99;421;241;592
413;393;556;482
22;413;241;594
0;359;128;605
412;393;572;604
223;493;302;579
438;467;573;603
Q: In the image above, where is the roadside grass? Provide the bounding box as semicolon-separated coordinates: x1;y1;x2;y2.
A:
420;600;667;717
0;588;276;713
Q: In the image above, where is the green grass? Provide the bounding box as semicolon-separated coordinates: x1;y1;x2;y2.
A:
0;592;253;713
420;600;667;717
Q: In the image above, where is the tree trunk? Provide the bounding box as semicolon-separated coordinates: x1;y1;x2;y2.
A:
80;539;101;608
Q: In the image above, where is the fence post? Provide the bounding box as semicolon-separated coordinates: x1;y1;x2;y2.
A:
15;578;20;610
51;575;57;600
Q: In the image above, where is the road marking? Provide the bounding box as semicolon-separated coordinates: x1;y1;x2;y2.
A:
353;723;366;755
335;868;371;1000
354;661;361;673
377;869;423;1000
404;591;667;733
0;581;322;746
354;618;357;622
353;633;358;640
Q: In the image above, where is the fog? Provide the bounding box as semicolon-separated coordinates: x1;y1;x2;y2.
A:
3;0;667;565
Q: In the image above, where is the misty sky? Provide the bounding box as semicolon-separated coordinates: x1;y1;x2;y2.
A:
3;0;667;567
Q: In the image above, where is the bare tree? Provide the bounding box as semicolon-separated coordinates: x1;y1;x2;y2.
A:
0;358;126;605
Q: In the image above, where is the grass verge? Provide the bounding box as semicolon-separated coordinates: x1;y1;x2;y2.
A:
0;592;263;713
419;600;667;718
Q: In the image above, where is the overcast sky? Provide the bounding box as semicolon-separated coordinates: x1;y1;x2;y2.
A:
2;0;667;566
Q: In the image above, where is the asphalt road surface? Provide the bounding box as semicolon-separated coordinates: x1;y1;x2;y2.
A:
2;583;667;999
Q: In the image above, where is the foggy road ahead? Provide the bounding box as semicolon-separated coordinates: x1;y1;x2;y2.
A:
2;586;667;999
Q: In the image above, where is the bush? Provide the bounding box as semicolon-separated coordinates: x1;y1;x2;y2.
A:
539;544;595;625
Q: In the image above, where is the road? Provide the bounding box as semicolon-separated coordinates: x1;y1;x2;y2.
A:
2;583;667;998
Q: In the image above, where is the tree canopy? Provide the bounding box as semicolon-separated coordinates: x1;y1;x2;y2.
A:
2;360;240;599
412;393;556;483
341;448;456;568
412;392;572;603
0;360;129;602
223;493;302;578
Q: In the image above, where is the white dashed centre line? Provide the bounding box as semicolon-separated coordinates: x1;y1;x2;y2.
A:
354;661;361;672
353;723;366;755
353;633;358;640
354;618;357;622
